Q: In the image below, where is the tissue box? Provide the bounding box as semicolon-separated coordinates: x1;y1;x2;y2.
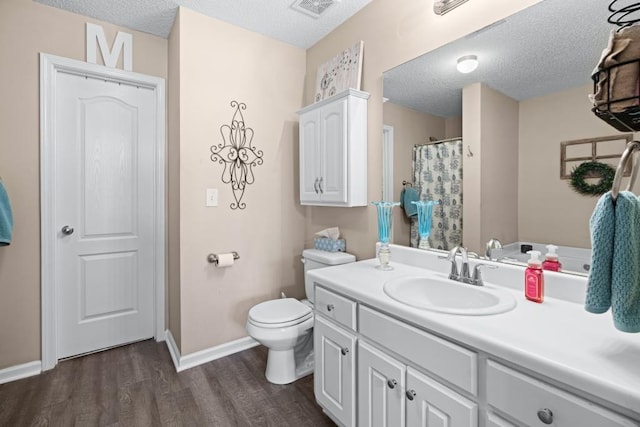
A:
314;238;346;252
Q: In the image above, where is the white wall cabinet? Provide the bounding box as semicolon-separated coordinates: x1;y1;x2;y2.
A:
298;89;369;207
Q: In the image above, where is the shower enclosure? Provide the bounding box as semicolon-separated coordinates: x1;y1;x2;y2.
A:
410;138;463;250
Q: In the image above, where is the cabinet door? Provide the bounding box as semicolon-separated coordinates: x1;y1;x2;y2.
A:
299;110;321;203
406;367;477;427
319;99;348;203
358;341;406;427
314;315;356;427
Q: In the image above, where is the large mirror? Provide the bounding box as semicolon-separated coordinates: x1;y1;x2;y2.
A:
383;0;632;275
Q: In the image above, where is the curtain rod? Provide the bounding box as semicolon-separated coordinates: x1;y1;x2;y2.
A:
414;137;462;147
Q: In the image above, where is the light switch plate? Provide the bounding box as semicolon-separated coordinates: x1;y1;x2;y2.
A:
206;188;218;207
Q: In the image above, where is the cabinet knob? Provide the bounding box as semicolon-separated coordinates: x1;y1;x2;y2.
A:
387;379;397;389
341;347;349;356
405;390;416;401
61;225;74;235
327;304;334;312
537;408;553;424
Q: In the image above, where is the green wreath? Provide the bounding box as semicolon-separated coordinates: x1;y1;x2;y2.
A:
569;161;615;196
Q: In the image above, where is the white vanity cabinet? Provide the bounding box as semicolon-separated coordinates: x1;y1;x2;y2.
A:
357;340;476;427
311;269;639;427
314;287;358;427
357;305;478;427
298;89;369;207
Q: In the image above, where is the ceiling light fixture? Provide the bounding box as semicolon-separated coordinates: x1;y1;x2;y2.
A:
456;55;478;74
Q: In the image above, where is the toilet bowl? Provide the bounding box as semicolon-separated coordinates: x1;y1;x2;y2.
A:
247;298;314;384
246;249;355;385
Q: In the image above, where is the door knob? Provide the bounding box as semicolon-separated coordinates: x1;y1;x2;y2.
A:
61;226;74;235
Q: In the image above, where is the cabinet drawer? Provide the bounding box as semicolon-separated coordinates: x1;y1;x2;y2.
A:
487;360;636;427
315;286;357;331
359;305;478;395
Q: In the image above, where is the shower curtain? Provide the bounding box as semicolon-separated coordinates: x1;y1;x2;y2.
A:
411;139;463;250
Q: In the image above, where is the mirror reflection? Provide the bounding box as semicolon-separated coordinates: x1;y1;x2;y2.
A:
383;0;629;275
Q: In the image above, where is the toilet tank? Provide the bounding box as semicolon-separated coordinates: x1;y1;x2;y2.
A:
302;249;355;303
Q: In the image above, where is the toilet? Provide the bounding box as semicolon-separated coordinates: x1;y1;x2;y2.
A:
246;249;355;384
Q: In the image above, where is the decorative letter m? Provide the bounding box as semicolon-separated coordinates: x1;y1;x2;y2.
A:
86;22;132;71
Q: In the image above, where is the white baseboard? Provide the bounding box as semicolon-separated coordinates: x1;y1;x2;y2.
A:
0;360;42;385
165;330;259;372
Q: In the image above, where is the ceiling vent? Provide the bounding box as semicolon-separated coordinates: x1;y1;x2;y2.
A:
434;0;470;15
291;0;339;18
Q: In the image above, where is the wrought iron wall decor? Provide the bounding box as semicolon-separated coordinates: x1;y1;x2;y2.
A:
210;101;263;209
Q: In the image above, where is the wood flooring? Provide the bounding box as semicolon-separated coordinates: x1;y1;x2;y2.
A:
0;340;335;426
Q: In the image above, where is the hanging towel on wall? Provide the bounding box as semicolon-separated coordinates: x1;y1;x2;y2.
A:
0;179;13;246
586;191;640;333
585;193;615;314
400;186;419;218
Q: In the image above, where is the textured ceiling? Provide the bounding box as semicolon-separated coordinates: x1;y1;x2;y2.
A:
34;0;372;48
384;0;612;118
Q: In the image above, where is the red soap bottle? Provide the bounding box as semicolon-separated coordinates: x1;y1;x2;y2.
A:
525;250;544;303
542;244;562;272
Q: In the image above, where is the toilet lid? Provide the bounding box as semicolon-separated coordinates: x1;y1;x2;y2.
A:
249;298;312;325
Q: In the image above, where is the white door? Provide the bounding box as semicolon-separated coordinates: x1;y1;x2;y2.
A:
54;71;156;359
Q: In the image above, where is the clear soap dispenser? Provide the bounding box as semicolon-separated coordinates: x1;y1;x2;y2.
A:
525;250;544;303
542;244;562;272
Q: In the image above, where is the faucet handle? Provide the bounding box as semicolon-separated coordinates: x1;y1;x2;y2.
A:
439;254;459;280
447;246;460;261
470;263;498;286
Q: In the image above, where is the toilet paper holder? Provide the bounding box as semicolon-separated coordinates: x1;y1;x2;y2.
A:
207;251;240;265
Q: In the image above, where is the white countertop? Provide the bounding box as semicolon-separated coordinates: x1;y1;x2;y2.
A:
307;246;640;420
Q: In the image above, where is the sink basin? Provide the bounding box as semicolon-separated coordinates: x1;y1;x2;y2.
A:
383;275;516;315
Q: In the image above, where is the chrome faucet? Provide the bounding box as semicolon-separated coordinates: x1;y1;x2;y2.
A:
443;246;495;286
446;246;470;282
485;238;502;261
469;264;494;286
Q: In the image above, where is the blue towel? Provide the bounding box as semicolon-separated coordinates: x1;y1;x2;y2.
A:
585;193;615;313
400;187;419;218
0;180;13;246
586;191;640;332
